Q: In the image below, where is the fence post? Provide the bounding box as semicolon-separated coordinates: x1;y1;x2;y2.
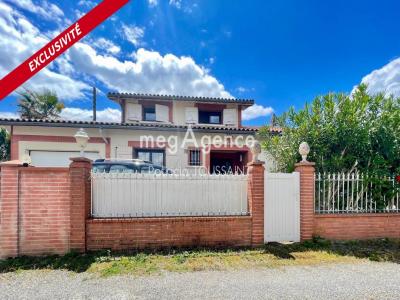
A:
69;157;92;253
247;161;265;247
0;162;23;259
295;161;315;241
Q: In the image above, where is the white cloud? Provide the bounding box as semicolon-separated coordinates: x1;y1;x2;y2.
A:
92;38;121;55
0;107;121;122
0;1;90;100
0;1;232;105
25;69;89;100
236;86;247;93
148;0;158;7
0;111;19;119
168;0;196;13
121;24;145;47
74;9;85;19
242;104;274;121
78;0;96;8
6;0;64;22
169;0;182;9
68;46;233;98
60;107;121;122
235;86;255;94
357;58;400;97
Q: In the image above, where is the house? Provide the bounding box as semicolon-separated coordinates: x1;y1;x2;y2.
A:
0;93;279;173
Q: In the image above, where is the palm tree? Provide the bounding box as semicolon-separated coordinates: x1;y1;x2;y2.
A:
0;128;10;161
17;89;64;119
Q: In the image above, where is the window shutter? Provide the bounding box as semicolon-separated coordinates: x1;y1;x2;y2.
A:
223;108;237;125
127;103;142;121
155;104;169;122
185;107;198;124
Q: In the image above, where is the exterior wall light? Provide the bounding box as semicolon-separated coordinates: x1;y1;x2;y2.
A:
74;128;89;157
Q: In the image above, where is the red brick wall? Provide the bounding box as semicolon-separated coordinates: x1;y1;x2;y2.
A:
0;166;20;258
295;162;315;241
6;167;70;256
5;154;400;258
69;158;92;252
86;217;252;250
314;214;400;240
247;162;264;246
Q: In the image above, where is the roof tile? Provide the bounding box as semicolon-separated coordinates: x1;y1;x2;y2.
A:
107;92;254;105
0;118;261;132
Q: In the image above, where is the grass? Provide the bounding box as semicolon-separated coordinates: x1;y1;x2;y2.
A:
1;238;400;277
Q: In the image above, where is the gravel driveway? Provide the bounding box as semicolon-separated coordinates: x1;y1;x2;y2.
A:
1;262;399;299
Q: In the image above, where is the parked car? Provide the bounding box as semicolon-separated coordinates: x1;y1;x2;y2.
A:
92;159;172;174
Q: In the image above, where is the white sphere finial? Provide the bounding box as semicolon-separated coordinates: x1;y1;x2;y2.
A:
299;142;310;162
251;141;262;162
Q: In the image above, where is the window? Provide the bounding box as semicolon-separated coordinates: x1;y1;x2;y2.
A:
109;165;136;173
92;164;109;173
134;149;165;166
143;105;156;121
199;111;222;124
188;149;201;166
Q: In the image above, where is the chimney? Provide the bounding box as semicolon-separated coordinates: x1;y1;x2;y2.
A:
92;86;97;121
270;113;277;127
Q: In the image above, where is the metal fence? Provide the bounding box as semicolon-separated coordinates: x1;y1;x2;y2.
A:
315;173;400;214
91;172;248;218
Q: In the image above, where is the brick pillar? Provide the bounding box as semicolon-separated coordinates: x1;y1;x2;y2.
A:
0;162;23;258
295;161;315;241
69;157;92;252
247;161;265;247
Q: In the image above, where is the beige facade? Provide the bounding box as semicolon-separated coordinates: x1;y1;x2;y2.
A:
121;98;241;127
9;125;276;171
3;94;276;172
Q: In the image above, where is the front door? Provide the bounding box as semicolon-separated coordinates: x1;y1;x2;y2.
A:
210;151;245;174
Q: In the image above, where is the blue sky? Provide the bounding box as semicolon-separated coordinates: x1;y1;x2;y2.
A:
0;0;400;125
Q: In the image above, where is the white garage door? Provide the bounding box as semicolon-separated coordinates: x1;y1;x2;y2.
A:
29;151;101;167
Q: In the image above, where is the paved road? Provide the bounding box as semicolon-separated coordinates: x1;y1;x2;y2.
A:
1;262;399;299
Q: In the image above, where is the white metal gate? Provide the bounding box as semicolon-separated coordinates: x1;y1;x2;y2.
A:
264;172;300;242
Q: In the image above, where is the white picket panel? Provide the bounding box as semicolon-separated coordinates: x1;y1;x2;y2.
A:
91;172;248;217
264;172;300;242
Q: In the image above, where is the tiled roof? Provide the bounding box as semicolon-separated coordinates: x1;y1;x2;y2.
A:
0;118;261;133
107;92;254;105
244;125;282;133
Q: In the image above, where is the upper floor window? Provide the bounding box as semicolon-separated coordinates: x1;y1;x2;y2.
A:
143;105;156;121
199;111;222;124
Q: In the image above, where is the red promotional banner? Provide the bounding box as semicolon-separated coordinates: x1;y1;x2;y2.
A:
0;0;129;100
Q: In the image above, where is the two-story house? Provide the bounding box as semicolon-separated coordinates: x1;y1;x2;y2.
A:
0;93;278;173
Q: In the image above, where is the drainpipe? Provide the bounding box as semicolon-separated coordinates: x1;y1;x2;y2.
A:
98;127;109;145
17;169;20;256
10;125;14;160
92;86;97;122
98;127;109;159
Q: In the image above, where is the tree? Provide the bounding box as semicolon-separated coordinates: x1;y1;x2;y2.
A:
17;89;64;119
259;84;400;176
0;128;10;162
